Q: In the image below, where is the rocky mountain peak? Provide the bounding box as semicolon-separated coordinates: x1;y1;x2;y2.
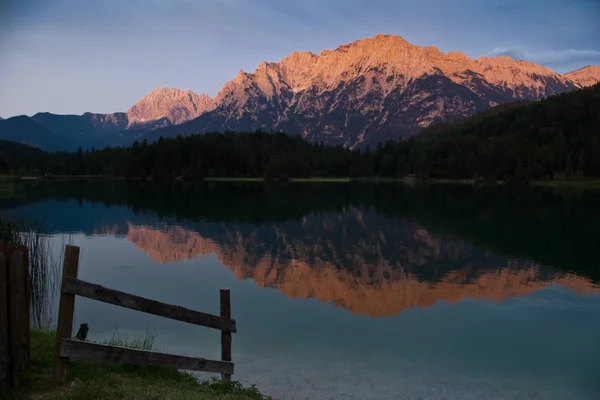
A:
224;33;576;102
241;34;573;96
235;69;246;79
365;33;412;47
6;34;592;152
565;65;600;87
126;87;214;125
146;33;582;149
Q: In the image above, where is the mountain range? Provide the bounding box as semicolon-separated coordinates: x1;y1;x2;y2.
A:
1;34;599;151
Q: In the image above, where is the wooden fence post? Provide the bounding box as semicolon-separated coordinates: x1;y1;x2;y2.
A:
53;245;80;384
0;253;9;396
7;249;29;385
220;288;232;382
22;249;30;369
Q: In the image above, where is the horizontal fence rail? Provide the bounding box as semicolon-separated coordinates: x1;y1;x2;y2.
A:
63;277;237;333
53;245;235;384
60;339;234;375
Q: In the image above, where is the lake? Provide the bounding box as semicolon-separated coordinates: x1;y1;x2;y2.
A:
2;181;599;400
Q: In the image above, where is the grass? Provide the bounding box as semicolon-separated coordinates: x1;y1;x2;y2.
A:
0;175;127;181
0;182;16;196
4;173;600;187
6;330;271;400
102;330;157;351
0;215;61;328
425;178;477;185
0;216;268;399
203;177;266;182
289;177;351;182
531;180;600;189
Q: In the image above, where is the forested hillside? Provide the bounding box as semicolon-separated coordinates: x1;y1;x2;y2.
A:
405;82;600;181
1;83;598;182
0;139;46;174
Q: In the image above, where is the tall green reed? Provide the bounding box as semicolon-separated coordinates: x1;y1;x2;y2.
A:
0;215;64;328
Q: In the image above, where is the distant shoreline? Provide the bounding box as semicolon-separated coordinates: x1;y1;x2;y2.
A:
2;175;600;188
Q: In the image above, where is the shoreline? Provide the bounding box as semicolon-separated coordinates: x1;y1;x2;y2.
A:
8;330;271;400
2;175;600;188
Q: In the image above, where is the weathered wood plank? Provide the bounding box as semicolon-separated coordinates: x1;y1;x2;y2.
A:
0;253;10;396
63;277;237;333
7;249;29;385
53;245;80;384
22;249;30;372
60;339;234;375
220;288;232;382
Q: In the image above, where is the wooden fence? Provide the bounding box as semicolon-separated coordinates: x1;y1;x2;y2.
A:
53;245;237;384
0;245;30;396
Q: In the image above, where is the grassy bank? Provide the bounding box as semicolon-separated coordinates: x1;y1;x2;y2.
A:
202;177;266;182
530;180;600;189
289;177;351;183
3;174;600;188
0;175;123;181
425;178;600;188
174;177;352;183
425;178;476;185
6;330;270;400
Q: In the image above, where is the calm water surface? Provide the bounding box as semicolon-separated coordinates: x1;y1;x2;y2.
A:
2;181;600;400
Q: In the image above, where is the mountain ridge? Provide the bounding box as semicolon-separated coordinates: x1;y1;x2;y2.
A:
565;65;600;88
144;34;587;147
0;115;71;151
126;87;214;125
1;33;599;150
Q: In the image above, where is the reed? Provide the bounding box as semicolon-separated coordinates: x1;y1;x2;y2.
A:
0;215;62;328
102;329;157;351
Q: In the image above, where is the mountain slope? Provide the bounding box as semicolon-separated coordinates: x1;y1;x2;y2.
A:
0;140;46;172
145;34;580;148
30;112;129;150
0;116;72;151
126;87;214;125
0;87;212;151
405;82;600;180
8;83;599;180
565;65;600;87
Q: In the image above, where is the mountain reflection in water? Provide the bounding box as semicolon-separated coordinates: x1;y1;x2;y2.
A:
2;180;599;319
123;211;598;318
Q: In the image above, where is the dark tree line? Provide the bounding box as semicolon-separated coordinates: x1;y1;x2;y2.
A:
2;83;599;182
409;82;600;181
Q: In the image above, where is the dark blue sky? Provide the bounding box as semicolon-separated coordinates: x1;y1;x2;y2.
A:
0;0;598;117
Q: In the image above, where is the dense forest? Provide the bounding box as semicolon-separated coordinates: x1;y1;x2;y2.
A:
1;83;599;182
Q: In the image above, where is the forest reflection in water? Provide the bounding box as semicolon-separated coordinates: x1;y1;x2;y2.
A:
2;180;599;318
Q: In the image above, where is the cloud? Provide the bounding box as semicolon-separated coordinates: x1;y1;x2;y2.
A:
489;47;526;60
487;46;600;71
